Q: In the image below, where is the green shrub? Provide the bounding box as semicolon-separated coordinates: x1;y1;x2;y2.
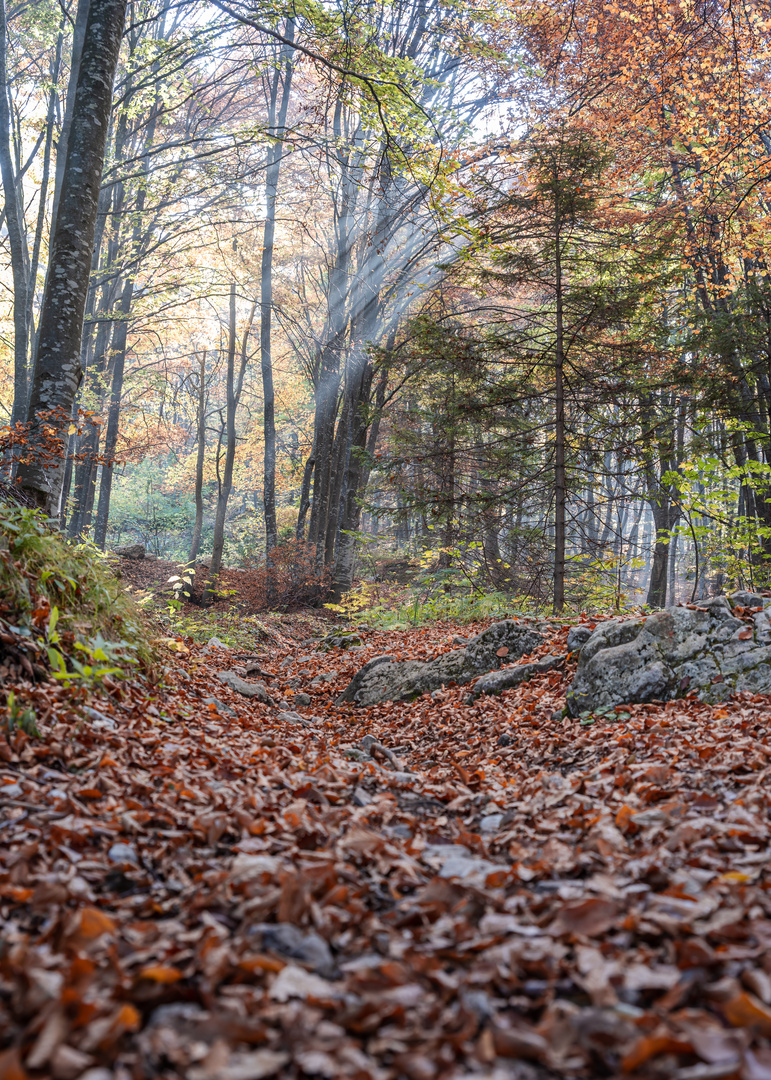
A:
0;502;156;677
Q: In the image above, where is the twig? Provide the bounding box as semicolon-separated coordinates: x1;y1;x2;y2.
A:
0;796;49;812
361;734;405;771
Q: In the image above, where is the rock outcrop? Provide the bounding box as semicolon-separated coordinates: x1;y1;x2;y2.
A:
466;654;564;702
566;592;771;715
338;620;543;706
114;543;145;559
566;625;593;654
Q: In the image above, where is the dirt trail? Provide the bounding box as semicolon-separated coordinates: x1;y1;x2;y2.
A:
3;617;771;1079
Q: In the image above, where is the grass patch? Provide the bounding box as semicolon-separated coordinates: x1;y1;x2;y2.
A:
330;581;547;629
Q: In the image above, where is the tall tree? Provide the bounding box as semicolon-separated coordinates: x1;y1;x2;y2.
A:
17;0;128;514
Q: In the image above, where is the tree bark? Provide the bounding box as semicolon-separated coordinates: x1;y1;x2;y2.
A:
188;350;207;562
17;0;128;514
260;22;294;554
0;0;31;427
93;278;134;550
553;210;566;614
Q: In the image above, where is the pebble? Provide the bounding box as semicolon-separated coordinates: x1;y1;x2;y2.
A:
108;842;139;866
203;696;237;717
480;813;504;832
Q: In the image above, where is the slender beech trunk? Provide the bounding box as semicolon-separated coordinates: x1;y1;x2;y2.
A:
0;0;31;426
260;23;294;553
188;350;207;562
69;310;113;538
205;278;238;599
295;445;315;542
204;280;254;600
668;529;678;606
18;0;128;514
93;278;134;549
26;22;64;371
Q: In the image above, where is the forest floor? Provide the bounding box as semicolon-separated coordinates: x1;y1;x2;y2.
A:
3;597;771;1080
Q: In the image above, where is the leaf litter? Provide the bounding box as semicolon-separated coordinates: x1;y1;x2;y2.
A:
3;615;771;1079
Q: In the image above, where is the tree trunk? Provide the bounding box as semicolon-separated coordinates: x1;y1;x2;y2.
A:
188;350;207;562
68;310;113;538
203;269;250;600
260;22;294;554
553;214;566;614
0;0;31;427
17;0;128;514
93;278;134;549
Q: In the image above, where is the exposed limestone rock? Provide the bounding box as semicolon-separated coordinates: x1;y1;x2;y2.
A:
114;543;145;559
566;594;771;716
216;670;275;705
276;709;309;727
466;654;564;702
318;631;362;651
338;621;543;706
566;625;593;654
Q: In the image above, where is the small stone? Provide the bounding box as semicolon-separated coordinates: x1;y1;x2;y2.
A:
480;813;504;832
352;786;373;806
203;696;237;718
277;710;307;726
311;670;339;686
206;636;229;650
318;632;362;651
253;922;336;977
295;692;311;706
497;733;513;747
108;842;139;866
83;706;117;731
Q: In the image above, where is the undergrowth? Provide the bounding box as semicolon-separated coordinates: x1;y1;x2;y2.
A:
327;580;546;629
166;608;296;649
0;503;156;677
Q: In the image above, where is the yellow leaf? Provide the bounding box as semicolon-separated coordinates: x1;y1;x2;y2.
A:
77;906;115;939
139;964;183;983
722;991;771;1036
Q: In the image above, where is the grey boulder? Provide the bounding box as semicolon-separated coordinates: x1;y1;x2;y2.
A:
338;620;543;706
566;625;593;654
566;594;771;716
114;543;145;559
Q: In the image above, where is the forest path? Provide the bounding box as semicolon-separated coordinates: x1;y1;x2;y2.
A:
3;616;771;1078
